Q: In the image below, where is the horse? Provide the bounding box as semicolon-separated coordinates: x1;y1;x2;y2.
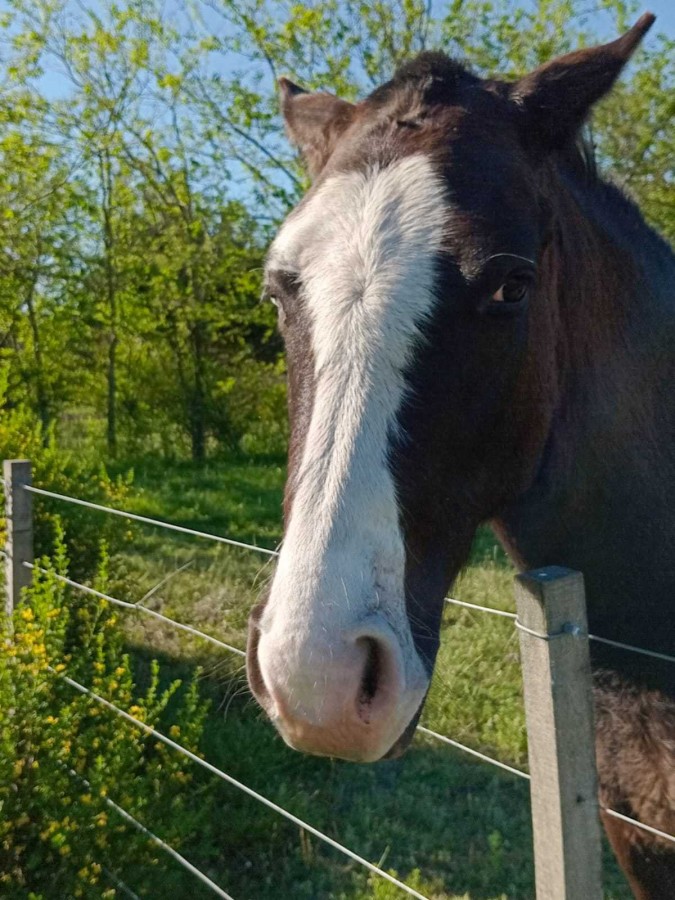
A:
246;14;675;898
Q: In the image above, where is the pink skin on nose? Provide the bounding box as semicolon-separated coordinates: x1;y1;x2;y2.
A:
256;615;426;762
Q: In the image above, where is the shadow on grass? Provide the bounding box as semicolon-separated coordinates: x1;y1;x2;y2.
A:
119;641;634;900
119;456;286;550
128;642;535;899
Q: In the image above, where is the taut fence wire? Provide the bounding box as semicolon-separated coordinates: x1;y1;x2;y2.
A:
24;561;246;658
3;462;675;898
21;484;279;557
17;480;675;666
18;482;675;666
602;808;675;846
60;765;234;899
24;564;528;779
102;868;142;900
22;563;529;776
49;667;432;900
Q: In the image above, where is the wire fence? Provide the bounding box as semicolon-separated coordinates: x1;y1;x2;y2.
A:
102;867;142;900
13;481;675;665
23;484;280;557
25;561;246;658
61;764;235;900
51;667;431;900
3;467;675;899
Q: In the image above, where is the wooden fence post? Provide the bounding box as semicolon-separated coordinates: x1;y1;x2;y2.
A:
515;566;602;900
3;459;34;617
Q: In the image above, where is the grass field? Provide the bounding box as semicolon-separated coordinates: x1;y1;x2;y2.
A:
90;456;631;900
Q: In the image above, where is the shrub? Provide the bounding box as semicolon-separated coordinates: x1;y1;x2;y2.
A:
0;529;211;898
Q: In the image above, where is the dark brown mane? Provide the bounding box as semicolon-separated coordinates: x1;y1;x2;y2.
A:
367;52;479;108
369;51;603;187
557;132;673;262
558;130;598;181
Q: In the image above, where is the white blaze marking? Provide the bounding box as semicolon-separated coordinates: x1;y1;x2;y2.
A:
260;155;447;717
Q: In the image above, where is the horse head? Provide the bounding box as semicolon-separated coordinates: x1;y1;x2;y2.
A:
246;16;655;763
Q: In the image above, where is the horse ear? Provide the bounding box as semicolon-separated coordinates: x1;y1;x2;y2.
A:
511;13;655;152
279;77;356;178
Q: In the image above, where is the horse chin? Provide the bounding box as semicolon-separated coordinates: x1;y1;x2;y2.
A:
380;701;426;761
377;640;437;761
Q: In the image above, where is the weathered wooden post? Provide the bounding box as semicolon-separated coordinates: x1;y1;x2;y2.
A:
515;566;602;900
3;459;34;616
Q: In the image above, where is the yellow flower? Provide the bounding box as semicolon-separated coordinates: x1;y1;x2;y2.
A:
169;725;181;737
54;663;66;673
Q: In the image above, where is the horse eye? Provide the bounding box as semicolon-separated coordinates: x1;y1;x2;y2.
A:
491;278;528;304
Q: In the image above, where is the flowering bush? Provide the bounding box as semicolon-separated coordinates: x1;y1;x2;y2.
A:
0;530;210;898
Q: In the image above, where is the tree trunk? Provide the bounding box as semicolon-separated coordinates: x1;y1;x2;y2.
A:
100;151;118;458
107;332;118;457
189;319;207;464
24;263;51;444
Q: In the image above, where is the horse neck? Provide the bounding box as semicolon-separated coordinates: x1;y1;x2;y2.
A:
498;159;675;646
547;161;673;396
546;161;675;481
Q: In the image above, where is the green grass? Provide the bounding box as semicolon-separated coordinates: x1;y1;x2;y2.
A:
93;457;631;900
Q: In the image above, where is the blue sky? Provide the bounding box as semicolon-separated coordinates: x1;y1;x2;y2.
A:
2;2;671;104
641;0;675;34
588;1;674;36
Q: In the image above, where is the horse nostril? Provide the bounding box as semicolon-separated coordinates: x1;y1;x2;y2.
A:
356;637;383;724
246;613;272;711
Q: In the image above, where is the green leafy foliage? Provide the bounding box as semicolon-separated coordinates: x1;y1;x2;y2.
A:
1;0;671;465
0;372;134;579
0;529;211;898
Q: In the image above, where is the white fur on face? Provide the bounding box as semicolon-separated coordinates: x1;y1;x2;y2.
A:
260;155;447;726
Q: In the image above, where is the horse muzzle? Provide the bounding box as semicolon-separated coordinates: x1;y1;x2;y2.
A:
247;605;429;762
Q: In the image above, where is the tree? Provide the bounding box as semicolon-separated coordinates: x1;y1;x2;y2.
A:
0;0;671;463
0;83;90;440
